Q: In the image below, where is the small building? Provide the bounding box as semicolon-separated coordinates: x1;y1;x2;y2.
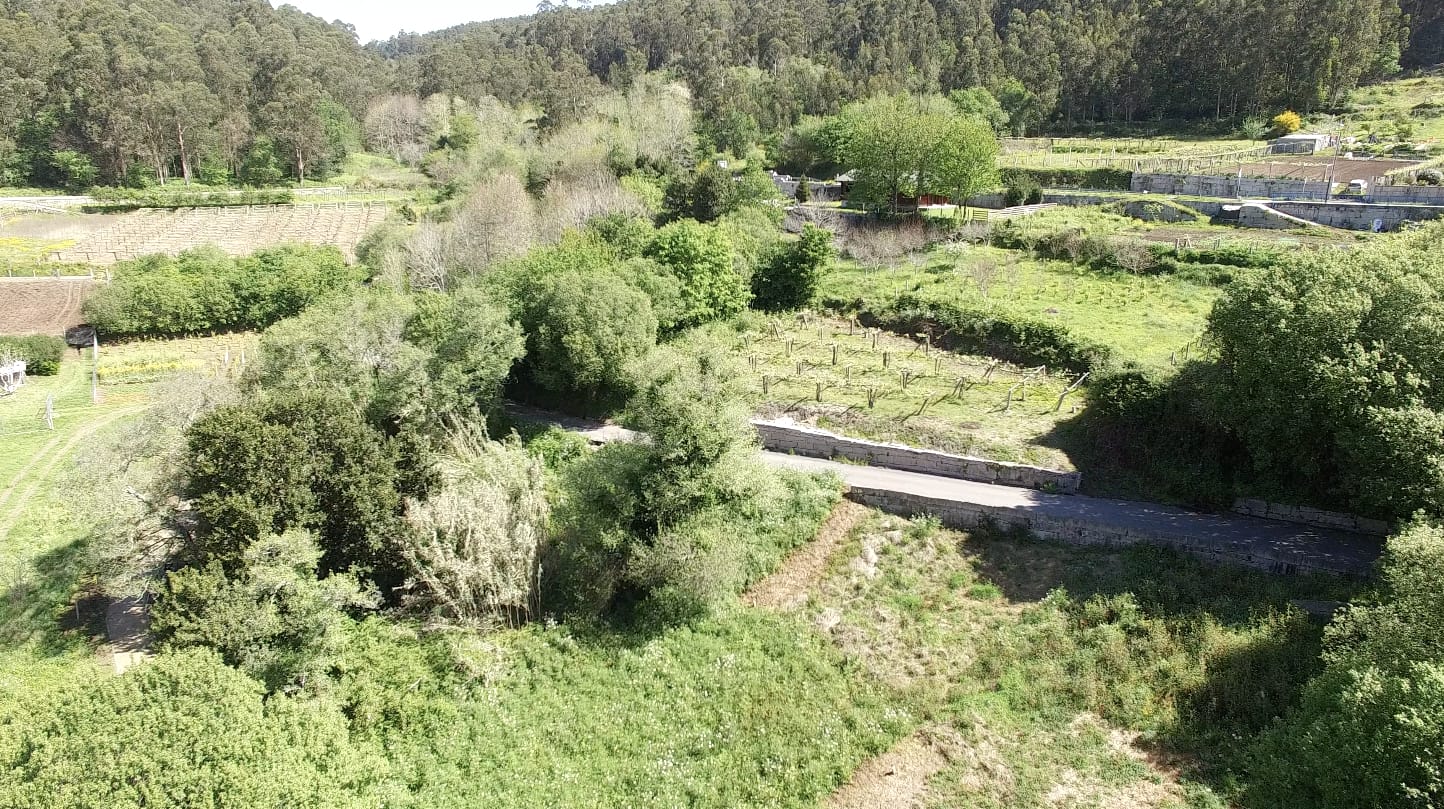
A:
0;361;25;395
1268;132;1332;155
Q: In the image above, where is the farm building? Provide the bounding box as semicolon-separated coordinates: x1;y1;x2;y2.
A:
1268;132;1333;155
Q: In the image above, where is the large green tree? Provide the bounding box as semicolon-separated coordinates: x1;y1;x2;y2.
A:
1207;224;1444;518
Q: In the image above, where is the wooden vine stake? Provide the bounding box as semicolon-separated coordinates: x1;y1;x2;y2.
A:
831;344;839;366
762;375;771;395
815;382;823;402
786;339;794;357
882;351;890;368
867;387;877;408
1053;372;1091;413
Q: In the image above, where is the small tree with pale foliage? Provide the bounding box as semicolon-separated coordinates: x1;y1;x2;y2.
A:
402;423;548;627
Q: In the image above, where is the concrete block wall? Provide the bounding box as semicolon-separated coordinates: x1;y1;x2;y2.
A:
849;487;1371;577
1232;498;1391;536
752;418;1080;493
1131;172;1444;207
1271;201;1444;231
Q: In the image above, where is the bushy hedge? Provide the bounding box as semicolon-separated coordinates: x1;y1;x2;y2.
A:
83;245;360;338
84;186;294;211
1008;167;1132;191
0;335;66;375
860;295;1115;375
992;217;1272;285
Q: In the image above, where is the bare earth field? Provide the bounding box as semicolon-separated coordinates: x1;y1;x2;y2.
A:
0;278;93;335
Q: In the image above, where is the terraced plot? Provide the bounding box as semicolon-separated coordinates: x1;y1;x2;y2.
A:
48;202;390;265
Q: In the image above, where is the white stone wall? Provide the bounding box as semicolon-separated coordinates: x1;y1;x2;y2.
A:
752;418;1081;493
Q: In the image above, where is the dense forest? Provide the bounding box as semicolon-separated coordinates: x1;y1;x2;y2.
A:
2;0;1441;189
390;0;1425;136
0;0;382;188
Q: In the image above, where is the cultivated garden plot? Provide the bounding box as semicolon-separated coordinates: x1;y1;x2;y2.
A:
999;137;1266;173
47;203;390;265
707;314;1081;469
0;279;94;336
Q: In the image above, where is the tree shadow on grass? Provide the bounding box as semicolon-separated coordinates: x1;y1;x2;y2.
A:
960;522;1359;792
962;522;1359;626
0;538;106;657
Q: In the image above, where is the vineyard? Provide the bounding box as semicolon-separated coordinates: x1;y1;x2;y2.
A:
999;137;1268;173
711;315;1082;469
46;202;390;265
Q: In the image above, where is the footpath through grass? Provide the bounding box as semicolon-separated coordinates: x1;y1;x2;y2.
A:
0;336;249;702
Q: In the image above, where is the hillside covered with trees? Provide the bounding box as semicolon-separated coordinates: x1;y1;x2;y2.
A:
0;0;383;188
2;0;1441;191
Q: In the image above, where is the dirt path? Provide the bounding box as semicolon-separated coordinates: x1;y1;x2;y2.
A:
744;501;870;611
825;728;958;809
0;405;143;543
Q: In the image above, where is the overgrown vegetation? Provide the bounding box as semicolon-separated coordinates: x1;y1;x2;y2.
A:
82;245;361;338
0;335;65;375
3;11;1443;805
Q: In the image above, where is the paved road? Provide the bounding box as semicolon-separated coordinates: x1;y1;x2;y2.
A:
506;405;1384;577
765;453;1382;577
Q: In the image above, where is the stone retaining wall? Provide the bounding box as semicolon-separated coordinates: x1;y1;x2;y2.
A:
849;487;1369;576
1232;498;1391;536
1131;172;1444;206
1271;201;1444;231
752;418;1080;493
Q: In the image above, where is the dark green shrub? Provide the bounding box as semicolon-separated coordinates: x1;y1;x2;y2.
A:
750;224;833;311
82;245;358;338
1003;172;1043;207
862;296;1115;374
0;335;65;375
1007;167;1133;191
84;186;294;212
183;391;409;589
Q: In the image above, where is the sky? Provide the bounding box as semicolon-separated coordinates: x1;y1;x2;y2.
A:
273;1;615;43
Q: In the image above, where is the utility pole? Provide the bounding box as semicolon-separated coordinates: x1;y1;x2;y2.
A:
91;334;99;403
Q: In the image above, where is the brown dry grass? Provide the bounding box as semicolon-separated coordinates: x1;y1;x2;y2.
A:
824;727;960;809
742;500;870;611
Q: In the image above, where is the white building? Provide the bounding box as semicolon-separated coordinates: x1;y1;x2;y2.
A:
0;361;25;395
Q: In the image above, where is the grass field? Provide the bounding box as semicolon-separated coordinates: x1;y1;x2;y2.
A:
822;244;1219;372
0;335;248;701
1344;72;1444;144
791;510;1356;807
696;314;1080;468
